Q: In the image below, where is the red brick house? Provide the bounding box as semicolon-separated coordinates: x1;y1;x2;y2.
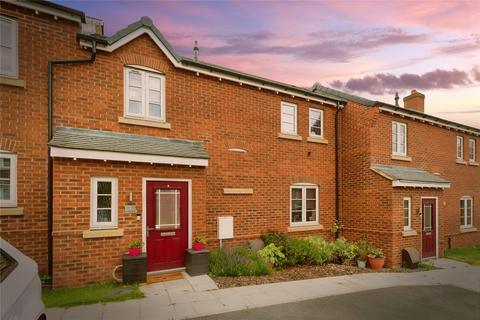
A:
1;1;478;287
313;84;479;267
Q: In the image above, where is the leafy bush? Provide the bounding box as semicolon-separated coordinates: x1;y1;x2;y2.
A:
209;246;272;277
258;243;286;267
261;231;289;252
355;240;370;261
307;236;335;264
284;236;334;266
332;237;357;263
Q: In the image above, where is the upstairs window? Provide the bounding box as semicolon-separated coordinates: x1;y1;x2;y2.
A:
456;136;464;160
460;196;473;228
90;177;118;229
392;121;407;156
290;184;318;226
124;67;165;121
0;16;18;78
469;139;476;162
309;108;324;138
0;153;16;207
403;197;411;231
281;102;297;135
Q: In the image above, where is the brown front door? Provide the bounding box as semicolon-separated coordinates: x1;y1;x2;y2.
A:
146;181;188;271
421;198;436;258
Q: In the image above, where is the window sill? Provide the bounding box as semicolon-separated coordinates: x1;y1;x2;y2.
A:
223;188;253;195
456;159;467;165
402;229;417;237
307;137;328;144
460;226;477;233
278;133;302;141
468;161;479;167
0;76;26;88
83;228;124;239
0;207;24;216
391;154;412;162
118;116;171;129
287;224;323;232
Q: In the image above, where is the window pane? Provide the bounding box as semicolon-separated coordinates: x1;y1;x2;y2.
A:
281;122;295;134
306;200;316;211
306;188;316;199
97;209;111;222
282;114;294;123
128;100;142;115
156;189;180;229
306;210;316;222
97;181;111;194
0;158;10;168
149;103;162;118
281;104;294;116
149;77;161;90
291;188;302;199
291;211;302;223
0;168;9;179
310;126;322;136
149;90;161;103
129;86;142;101
0;47;13;74
0;19;13;47
129;71;142;87
423;204;432;230
97;195;111;209
292;199;302;211
0;181;10;200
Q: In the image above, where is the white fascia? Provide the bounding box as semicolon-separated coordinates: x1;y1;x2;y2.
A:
392;180;450;189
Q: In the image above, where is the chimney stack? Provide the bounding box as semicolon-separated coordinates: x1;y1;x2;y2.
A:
403;89;425;113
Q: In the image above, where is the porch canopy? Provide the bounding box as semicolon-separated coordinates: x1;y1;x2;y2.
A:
49;127;209;167
370;163;450;189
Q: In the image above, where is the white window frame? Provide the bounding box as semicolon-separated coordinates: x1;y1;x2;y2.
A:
460;196;473;228
124;67;166;122
280;101;297;135
90;177;118;229
0;152;17;207
468;139;476;162
392;121;407;156
0;15;18;78
309;108;324;138
403;197;411;231
289;183;319;226
456;136;464;160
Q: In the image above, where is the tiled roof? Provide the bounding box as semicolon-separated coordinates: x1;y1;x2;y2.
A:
310;83;377;107
49;127;209;159
370;164;450;184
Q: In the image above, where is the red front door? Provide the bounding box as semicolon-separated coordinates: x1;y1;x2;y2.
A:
421;198;436;258
146;181;188;271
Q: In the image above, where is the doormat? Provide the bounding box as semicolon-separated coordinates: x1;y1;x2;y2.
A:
147;272;184;284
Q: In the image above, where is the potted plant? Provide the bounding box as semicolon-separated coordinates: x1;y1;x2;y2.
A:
367;246;385;270
193;235;207;251
355;240;369;269
128;239;142;256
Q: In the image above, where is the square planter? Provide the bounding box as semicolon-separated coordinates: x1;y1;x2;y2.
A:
122;253;147;284
185;248;209;276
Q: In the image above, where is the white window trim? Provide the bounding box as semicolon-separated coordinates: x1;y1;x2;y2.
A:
124;67;166;122
468;139;476;162
392;121;407;156
290;183;319;227
403;197;411;231
0;16;19;79
309;108;324;138
280;101;297;135
0;152;17;207
90;177;118;229
460;196;473;228
456;136;464;160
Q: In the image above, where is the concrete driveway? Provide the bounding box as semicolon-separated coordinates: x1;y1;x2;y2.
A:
194;285;480;320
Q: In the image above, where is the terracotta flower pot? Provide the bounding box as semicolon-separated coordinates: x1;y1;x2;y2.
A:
129;247;141;256
193;242;204;251
368;256;385;270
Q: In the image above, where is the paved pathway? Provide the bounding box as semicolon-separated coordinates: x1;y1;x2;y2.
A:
46;259;480;320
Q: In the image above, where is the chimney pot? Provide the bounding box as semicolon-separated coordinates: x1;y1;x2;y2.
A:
403;89;425;113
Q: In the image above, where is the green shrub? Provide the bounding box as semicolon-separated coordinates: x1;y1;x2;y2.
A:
355;240;370;261
307;236;335;264
332;237;357;263
209;246;272;277
258;243;286;267
261;231;289;252
284;236;334;266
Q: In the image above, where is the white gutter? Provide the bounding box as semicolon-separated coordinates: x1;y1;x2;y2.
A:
3;0;83;24
392;180;451;189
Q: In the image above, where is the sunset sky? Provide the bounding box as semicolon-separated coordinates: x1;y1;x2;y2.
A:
58;1;480;127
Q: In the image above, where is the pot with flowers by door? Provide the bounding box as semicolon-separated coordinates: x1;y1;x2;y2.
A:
128;239;142;256
193;236;207;251
367;246;385;270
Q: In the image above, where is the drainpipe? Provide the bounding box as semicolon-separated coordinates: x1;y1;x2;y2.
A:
47;41;97;285
335;101;342;239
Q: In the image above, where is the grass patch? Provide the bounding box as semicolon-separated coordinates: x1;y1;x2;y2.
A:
445;245;480;265
42;282;144;308
417;263;438;271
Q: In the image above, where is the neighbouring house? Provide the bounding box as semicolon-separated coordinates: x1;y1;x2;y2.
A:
0;1;478;288
313;84;479;267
